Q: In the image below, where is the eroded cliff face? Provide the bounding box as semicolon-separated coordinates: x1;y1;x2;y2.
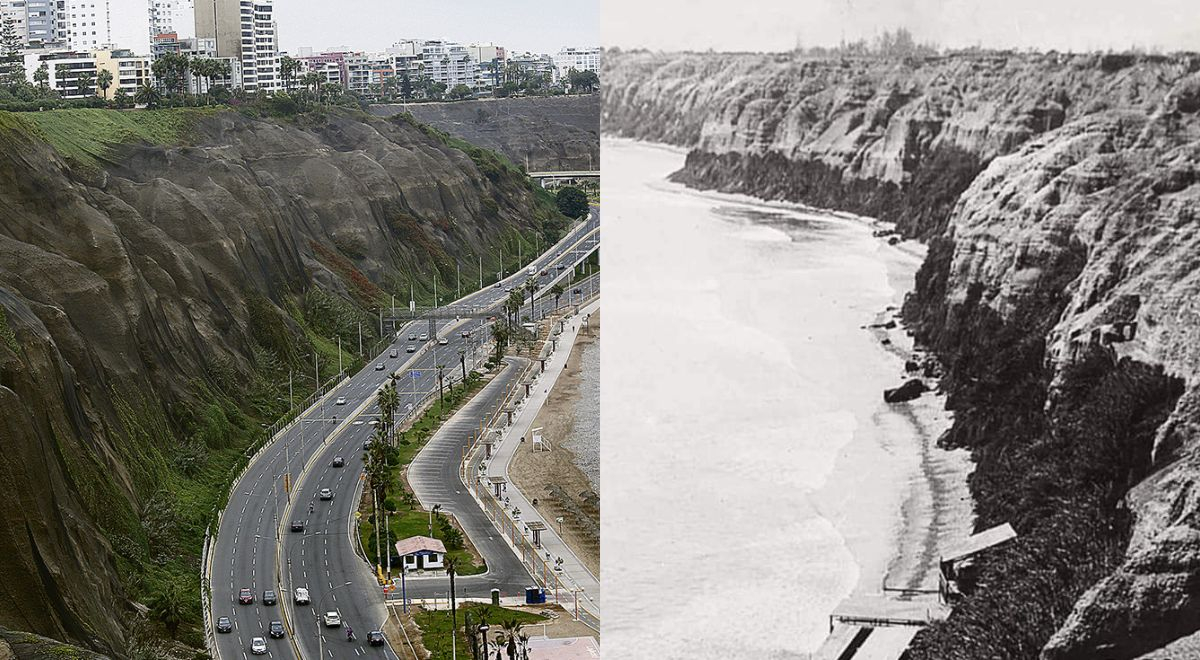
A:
0;108;556;655
372;95;600;172
604;49;1200;658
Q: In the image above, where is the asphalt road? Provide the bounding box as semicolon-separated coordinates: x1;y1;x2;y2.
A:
210;212;599;660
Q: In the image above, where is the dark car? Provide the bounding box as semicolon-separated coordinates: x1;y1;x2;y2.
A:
262;590;277;606
238;588;254;604
573;288;581;295
268;620;285;639
291;520;304;532
216;616;233;633
332;456;345;468
367;630;385;646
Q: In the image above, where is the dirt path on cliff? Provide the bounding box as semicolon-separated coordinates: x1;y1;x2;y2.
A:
508;311;600;578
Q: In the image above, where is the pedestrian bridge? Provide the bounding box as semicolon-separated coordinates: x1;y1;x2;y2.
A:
526;170;600;178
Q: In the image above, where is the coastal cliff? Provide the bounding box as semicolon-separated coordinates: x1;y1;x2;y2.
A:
604;49;1200;659
0;107;561;657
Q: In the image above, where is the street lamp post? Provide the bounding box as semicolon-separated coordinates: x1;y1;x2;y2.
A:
429;503;441;537
316;581;353;659
479;622;490;660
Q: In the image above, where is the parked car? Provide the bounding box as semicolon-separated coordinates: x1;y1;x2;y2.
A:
319;488;334;500
216;616;233;633
250;637;268;655
238;588;254;604
323;611;342;627
375;363;385;371
262;590;277;606
406;345;416;353
294;587;310;605
335;397;347;405
291;520;304;532
268;620;285;639
367;631;386;646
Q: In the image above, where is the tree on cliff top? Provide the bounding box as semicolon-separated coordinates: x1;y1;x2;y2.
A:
0;15;23;86
555;186;589;219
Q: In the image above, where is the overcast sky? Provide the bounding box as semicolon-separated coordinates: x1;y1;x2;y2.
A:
604;0;1200;53
273;0;598;55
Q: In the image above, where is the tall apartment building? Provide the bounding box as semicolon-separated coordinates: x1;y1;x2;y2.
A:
1;1;30;45
554;46;600;79
468;42;505;89
21;0;62;47
194;0;277;91
149;0;193;41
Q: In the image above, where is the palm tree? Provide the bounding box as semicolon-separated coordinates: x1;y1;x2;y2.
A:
134;83;160;107
75;70;94;97
149;583;187;637
95;69;112;99
33;62;48;92
377;383;399;444
525;280;537;321
490;323;509;362
550;283;564;310
279;54;302;92
501;618;521;660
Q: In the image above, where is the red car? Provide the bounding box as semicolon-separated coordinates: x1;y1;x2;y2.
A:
238;588;254;604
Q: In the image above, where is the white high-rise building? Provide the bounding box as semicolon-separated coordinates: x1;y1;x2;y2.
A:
554;46;601;79
194;0;277;91
148;0;193;40
65;0;105;50
1;1;30;45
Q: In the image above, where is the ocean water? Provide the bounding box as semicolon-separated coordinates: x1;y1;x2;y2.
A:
602;138;938;658
565;336;601;491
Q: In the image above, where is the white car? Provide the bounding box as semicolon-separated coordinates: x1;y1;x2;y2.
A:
323;611;342;627
406;345;416;353
294;587;310;605
335;397;346;405
438;338;448;345
527;266;536;275
250;637;268;655
319;488;334;500
419;333;428;341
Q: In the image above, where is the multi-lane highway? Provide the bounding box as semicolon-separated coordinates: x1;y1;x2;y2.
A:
208;212;598;660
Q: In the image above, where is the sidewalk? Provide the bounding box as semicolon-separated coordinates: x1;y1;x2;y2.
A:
474;299;602;620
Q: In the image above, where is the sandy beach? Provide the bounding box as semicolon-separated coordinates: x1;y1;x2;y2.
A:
508;311;601;577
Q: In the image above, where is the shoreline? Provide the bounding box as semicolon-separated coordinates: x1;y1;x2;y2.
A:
508;310;601;577
615;131;975;602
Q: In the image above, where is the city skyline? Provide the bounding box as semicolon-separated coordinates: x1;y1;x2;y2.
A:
604;0;1200;53
276;0;598;57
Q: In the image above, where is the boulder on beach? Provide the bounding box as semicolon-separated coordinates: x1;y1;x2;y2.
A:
905;360;921;372
884;379;928;403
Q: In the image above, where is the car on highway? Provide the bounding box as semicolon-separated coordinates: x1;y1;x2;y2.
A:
319;488;334;500
268;620;285;639
504;286;513;292
408;332;417;340
335;397;347;405
375;363;385;370
294;587;310;605
390;349;398;358
263;590;277;606
438;337;448;345
493;281;501;288
406;345;416;353
573;289;581;295
332;456;345;467
290;520;304;532
250;637;267;655
557;263;566;270
419;332;428;341
528;266;536;275
238;588;254;604
323;611;342;627
215;616;232;633
461;330;471;338
367;631;385;646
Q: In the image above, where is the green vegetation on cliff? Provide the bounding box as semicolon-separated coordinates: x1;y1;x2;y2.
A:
7;108;216;169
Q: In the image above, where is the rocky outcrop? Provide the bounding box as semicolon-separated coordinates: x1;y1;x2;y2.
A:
884;378;927;403
605;48;1200;659
0;108;559;655
373;95;600;172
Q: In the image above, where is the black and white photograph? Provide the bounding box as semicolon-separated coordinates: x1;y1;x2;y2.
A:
602;1;1200;659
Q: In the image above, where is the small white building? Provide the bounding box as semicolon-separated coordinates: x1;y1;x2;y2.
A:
554;46;601;80
394;536;446;571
